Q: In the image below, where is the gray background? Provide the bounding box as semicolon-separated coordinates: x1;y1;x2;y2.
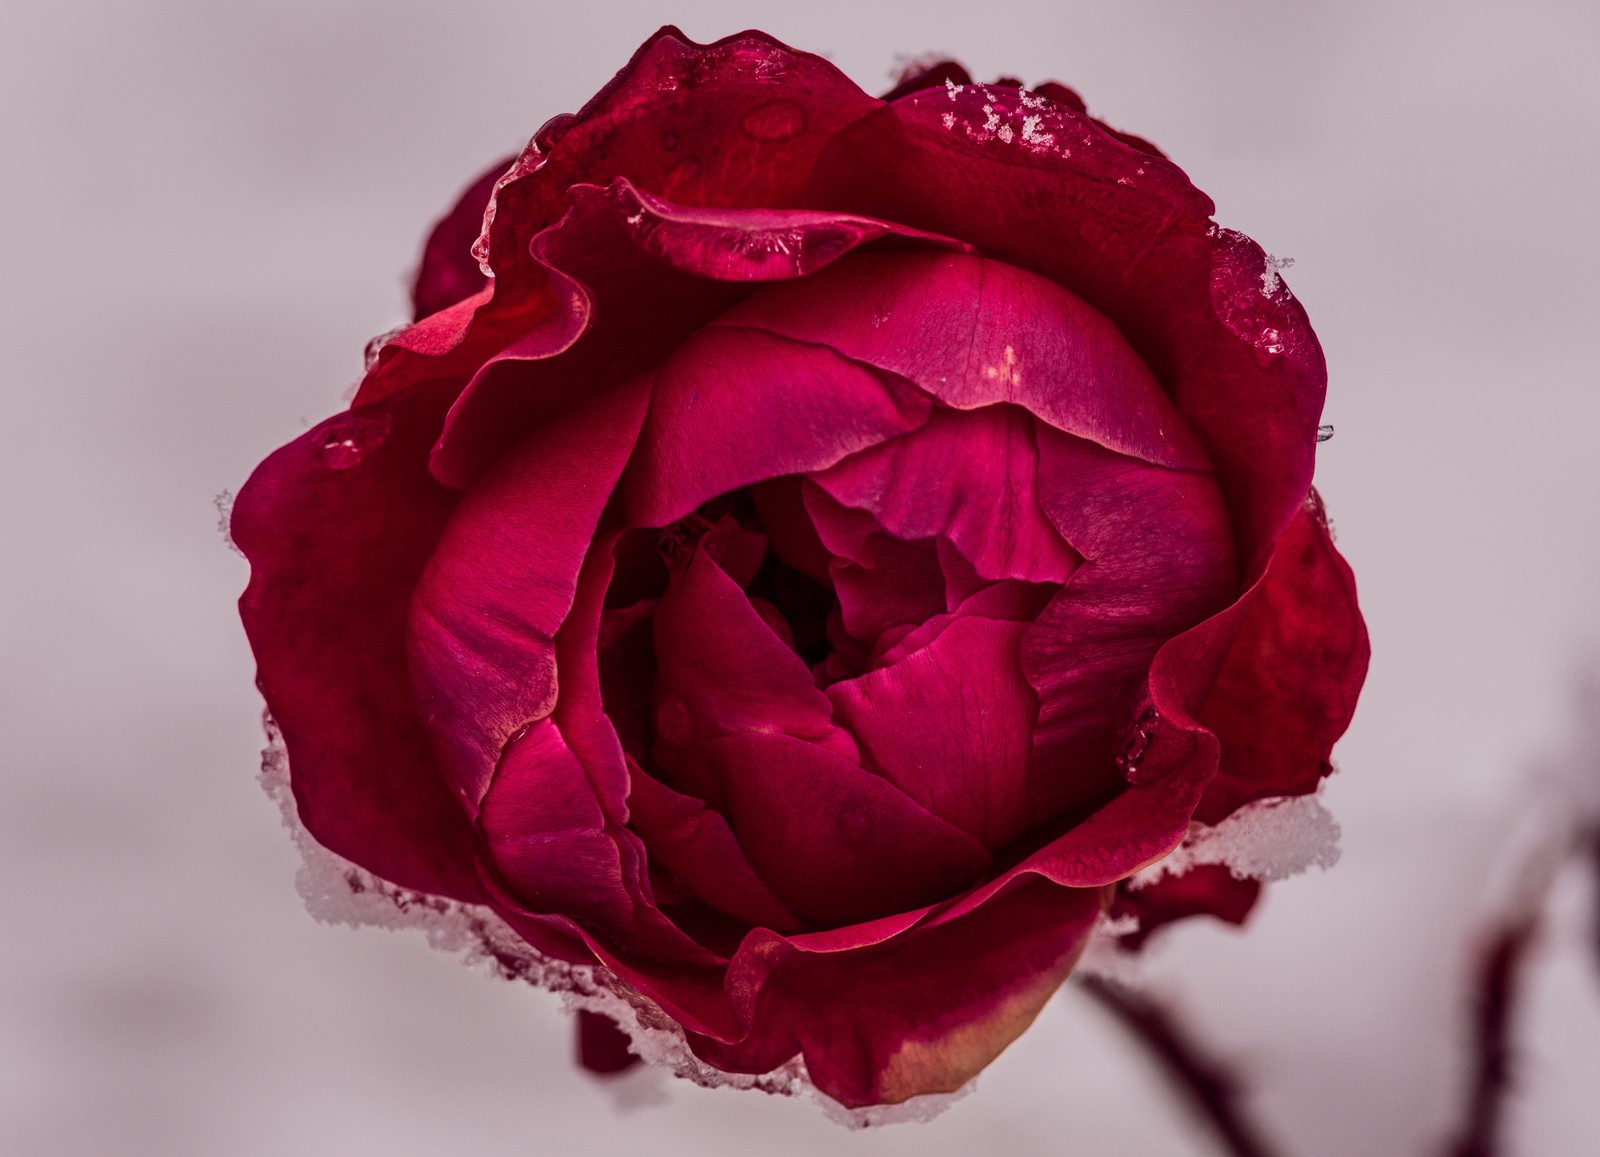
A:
3;1;1598;1153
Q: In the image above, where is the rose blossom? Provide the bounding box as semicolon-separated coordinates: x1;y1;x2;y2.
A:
234;28;1369;1109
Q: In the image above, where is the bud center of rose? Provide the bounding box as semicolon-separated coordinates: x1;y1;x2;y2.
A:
573;251;1236;929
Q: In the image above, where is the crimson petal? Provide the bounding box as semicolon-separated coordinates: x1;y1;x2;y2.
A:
481;27;884;296
812;404;1078;586
828;616;1038;848
650;545;859;802
234;383;482;901
806;87;1324;572
1194;498;1370;822
694;878;1102;1106
713;252;1209;471
1022;428;1236;821
624;324;933;527
626;765;803;932
705;732;991;927
408;378;650;810
436;182;964;490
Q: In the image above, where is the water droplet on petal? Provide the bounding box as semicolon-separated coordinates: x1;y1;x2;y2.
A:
1316;424;1335;443
1117;704;1159;785
319;411;391;470
740;99;807;142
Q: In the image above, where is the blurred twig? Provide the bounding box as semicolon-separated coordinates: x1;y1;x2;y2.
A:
1438;662;1600;1157
1079;975;1286;1157
1442;917;1541;1157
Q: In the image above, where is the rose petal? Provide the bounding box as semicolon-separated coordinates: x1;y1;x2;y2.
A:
437;182;966;490
478;719;632;927
807;87;1325;571
704;732;992;927
481;27;883;295
650;545;858;803
713;252;1209;471
626;764;803;932
1022;428;1236;821
828;616;1038;848
623;324;932;527
408;377;650;810
478;718;716;963
1112;865;1261;950
799;483;948;646
691;878;1102;1106
1193;498;1370;822
812;404;1078;586
233;382;483;901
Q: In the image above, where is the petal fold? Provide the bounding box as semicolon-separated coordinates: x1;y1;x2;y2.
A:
1194;497;1370;822
234;383;483;901
408;378;650;809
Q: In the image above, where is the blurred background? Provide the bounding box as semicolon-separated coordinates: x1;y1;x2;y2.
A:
3;1;1598;1153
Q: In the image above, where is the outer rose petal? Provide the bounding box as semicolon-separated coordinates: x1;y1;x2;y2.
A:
693;878;1103;1106
481;28;882;296
411;157;511;321
408;377;650;809
807;86;1325;572
234;382;482;901
434;181;966;490
1112;865;1261;950
1193;497;1370;822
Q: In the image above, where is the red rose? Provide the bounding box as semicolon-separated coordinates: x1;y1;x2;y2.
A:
235;28;1368;1109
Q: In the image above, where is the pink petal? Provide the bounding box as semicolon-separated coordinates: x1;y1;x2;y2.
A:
408;377;650;810
624;324;932;527
233;383;483;902
1193;497;1370;822
828;616;1038;848
812;404;1079;586
713;252;1208;471
705;732;991;927
806;87;1325;573
1022;428;1236;822
650;545;858;803
626;764;803;932
437;181;963;491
